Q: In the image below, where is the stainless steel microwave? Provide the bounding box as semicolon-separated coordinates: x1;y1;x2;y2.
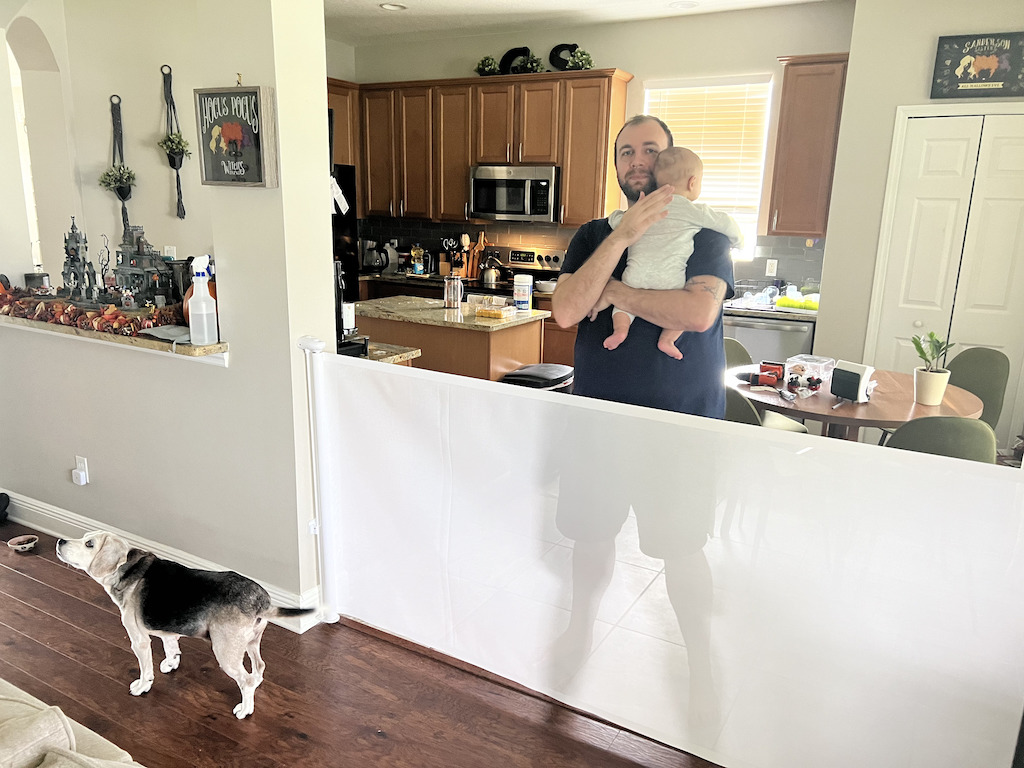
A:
470;165;560;223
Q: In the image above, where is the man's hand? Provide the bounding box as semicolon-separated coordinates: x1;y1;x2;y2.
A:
613;185;674;247
587;279;620;320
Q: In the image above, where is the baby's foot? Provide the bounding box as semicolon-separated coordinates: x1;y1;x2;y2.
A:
603;331;628;351
658;339;684;359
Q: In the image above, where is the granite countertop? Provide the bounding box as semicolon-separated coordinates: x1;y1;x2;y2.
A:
366;342;421;364
355;296;549;332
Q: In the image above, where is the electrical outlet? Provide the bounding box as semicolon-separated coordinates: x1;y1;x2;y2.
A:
163;245;176;259
72;455;89;486
765;259;778;277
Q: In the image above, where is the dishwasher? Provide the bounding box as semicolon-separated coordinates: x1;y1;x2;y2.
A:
723;314;815;363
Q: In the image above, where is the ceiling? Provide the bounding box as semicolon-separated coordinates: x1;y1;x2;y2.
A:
323;0;827;46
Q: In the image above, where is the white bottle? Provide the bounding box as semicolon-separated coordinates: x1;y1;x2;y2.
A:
513;274;533;313
188;254;218;345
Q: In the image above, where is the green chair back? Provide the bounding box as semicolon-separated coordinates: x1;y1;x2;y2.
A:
725;387;763;426
886;416;997;463
946;347;1010;429
724;337;753;368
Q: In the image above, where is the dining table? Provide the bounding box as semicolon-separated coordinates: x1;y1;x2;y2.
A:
726;365;984;441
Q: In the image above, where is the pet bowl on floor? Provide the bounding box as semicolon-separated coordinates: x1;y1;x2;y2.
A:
7;534;38;552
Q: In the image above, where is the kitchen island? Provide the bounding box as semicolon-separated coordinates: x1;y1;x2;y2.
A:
355;296;549;381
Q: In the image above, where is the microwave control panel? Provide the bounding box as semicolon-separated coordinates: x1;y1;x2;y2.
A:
493;246;565;272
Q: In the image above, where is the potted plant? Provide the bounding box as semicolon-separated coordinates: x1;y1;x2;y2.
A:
157;132;191;170
98;164;136;202
911;331;955;405
475;56;499;76
565;49;594;71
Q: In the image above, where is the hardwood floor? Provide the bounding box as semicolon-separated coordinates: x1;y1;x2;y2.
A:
0;521;719;768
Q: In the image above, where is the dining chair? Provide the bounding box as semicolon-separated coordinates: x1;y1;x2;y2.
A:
885;416;997;463
724;337;753;368
877;346;1010;445
725;387;808;433
946;347;1010;429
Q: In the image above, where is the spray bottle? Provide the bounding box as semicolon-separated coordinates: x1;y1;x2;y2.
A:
188;254;218;345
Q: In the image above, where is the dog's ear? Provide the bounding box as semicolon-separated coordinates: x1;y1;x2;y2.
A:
86;533;129;580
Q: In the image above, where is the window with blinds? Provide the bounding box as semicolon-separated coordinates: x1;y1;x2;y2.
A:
645;80;772;259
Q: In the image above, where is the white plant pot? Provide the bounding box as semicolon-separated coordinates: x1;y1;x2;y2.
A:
914;367;950;406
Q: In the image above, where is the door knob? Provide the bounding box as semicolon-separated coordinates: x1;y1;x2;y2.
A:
913;320;923;328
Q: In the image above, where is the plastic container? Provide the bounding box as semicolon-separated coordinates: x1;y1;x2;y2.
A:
786;354;835;382
513;274;533;312
188;254;218;346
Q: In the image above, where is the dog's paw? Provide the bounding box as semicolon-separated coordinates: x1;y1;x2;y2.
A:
233;701;255;719
160;654;180;674
130;678;153;696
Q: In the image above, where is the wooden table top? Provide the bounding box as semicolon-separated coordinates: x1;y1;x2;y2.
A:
726;365;983;431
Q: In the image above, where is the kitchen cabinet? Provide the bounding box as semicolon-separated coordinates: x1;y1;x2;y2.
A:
767;53;848;237
326;78;359;167
360;86;433;218
434;85;473;222
560;71;630;226
534;294;576;366
473;80;560;165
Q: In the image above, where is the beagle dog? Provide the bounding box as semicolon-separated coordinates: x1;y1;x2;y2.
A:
56;531;315;718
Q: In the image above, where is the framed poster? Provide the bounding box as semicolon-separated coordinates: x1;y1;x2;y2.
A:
931;31;1024;99
194;86;279;187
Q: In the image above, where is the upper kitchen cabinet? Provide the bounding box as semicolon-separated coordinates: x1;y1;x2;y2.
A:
767;53;848;237
473;79;560;165
360;86;433;219
434;84;473;222
327;78;359;168
560;70;631;226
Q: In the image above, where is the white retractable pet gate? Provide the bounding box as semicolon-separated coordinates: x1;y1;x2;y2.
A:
302;340;1024;768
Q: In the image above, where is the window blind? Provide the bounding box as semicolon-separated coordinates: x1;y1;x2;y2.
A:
646;82;772;258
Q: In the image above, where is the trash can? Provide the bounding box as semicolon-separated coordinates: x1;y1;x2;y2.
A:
499;363;574;393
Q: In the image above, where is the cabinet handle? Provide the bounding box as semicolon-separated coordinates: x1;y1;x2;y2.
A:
389;201;393;217
560;204;565;224
518;143;523;162
772;210;778;230
400;199;405;217
506;144;511;163
464;202;469;221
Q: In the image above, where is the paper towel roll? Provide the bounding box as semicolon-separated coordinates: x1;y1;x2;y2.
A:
342;302;355;331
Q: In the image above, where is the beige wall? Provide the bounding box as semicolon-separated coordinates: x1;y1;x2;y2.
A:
0;0;334;598
817;0;1024;362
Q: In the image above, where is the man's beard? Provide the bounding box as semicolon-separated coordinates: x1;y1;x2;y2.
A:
618;170;657;203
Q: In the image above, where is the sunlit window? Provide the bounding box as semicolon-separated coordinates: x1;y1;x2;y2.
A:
645;77;772;260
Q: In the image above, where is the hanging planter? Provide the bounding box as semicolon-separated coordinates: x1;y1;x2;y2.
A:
99;164;136;200
159;65;188;219
103;95;133;240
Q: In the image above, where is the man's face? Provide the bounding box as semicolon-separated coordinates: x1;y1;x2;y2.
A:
615;120;671;203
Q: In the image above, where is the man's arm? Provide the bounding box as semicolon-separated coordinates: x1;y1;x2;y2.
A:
599;275;728;333
551;186;674;328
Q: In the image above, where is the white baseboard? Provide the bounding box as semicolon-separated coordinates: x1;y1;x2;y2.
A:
1;489;322;634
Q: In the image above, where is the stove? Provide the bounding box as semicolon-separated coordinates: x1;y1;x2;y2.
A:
485;245;565;274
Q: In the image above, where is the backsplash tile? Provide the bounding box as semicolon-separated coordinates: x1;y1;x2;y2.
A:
733;235;825;293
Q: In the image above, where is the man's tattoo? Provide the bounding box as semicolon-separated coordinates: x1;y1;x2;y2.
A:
685;277;725;304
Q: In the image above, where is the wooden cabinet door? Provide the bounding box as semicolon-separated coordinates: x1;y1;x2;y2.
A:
560;76;613;226
517;80;560;164
361;89;396;216
327;80;358;167
434;85;472;222
395;87;433;219
767;55;847;237
473;83;516;164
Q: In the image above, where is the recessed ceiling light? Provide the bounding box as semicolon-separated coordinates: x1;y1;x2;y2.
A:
669;0;699;8
379;3;407;10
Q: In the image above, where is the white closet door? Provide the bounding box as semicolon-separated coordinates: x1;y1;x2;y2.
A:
949;115;1024;446
871;116;983;374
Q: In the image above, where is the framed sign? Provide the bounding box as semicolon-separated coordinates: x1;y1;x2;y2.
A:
931;31;1024;99
194;86;279;187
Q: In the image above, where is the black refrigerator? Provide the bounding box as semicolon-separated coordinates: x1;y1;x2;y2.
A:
331;163;360;333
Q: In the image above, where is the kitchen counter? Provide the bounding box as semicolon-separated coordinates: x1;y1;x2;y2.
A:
366;342;421;365
354;296;548;381
355;296;549;331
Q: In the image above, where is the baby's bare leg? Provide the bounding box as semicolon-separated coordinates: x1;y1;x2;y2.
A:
604;308;633;350
658;328;684;359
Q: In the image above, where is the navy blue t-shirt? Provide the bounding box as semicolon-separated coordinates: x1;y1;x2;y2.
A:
561;220;735;417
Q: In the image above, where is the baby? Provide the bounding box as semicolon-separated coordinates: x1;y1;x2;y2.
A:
604;147;743;358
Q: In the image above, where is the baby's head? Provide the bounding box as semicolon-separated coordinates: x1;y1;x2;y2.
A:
654;147;703;201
